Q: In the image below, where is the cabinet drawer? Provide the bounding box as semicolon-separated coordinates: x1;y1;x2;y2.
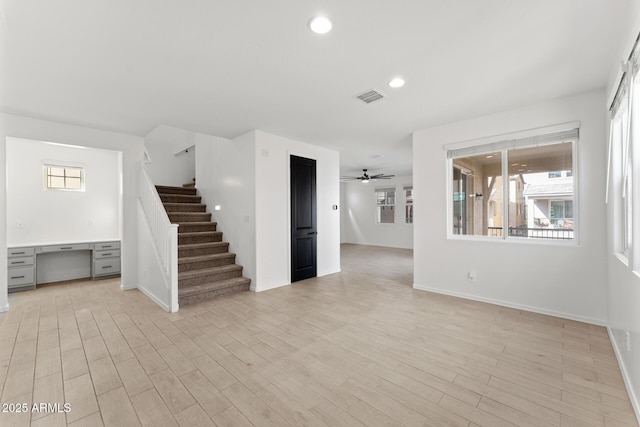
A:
8;248;35;257
94;258;121;276
8;267;35;287
94;242;120;251
8;256;35;267
40;244;90;253
94;249;120;259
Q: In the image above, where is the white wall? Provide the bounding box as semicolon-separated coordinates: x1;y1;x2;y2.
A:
341;176;413;249
254;130;341;291
1;113;144;311
413;90;608;325
340;182;347;244
7;138;121;246
196;129;341;292
145;125;196;187
606;2;640;420
196;131;257;288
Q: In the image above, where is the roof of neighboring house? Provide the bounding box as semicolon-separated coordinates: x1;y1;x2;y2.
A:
523;183;573;197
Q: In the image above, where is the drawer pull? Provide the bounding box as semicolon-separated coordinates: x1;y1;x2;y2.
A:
11;275;25;279
60;246;73;250
102;253;112;256
102;265;112;269
13;251;25;255
101;245;112;248
11;261;25;264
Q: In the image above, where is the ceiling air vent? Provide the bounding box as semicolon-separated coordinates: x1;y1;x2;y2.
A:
355;89;385;104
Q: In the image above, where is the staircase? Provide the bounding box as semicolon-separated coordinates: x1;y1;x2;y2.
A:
155;184;251;306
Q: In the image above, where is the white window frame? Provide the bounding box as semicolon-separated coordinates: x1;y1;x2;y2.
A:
404;185;413;224
445;123;579;245
44;163;85;191
375;187;395;224
608;50;637;264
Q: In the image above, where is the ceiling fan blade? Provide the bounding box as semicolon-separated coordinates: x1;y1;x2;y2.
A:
370;174;395;179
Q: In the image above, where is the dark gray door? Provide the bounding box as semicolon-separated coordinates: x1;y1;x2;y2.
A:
290;155;317;282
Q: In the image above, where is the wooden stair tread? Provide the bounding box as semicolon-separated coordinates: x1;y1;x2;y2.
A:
159;194;201;200
179;242;228;249
178;231;222;237
178;264;243;279
178;253;235;263
156;185;197;195
164;202;206;208
169;211;209;215
178;277;250;298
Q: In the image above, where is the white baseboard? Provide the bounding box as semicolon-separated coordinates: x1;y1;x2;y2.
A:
318;268;341;277
412;283;606;326
253;282;290;293
0;303;9;313
608;327;640;425
136;285;171;312
120;282;138;291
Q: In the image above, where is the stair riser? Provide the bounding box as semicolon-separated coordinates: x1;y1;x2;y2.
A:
165;204;207;213
178;282;250;305
169;213;212;223
179;269;243;288
179;245;229;257
156;186;197;195
178;255;236;273
178;223;217;233
178;233;222;245
159;195;202;204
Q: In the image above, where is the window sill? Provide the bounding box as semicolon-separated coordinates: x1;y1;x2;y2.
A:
614;252;630;267
447;234;579;247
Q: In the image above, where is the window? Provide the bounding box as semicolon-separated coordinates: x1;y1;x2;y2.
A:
447;127;577;241
404;186;413;223
550;200;573;226
610;63;636;258
45;165;84;191
376;188;395;223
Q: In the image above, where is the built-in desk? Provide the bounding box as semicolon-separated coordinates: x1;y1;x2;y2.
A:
7;240;120;293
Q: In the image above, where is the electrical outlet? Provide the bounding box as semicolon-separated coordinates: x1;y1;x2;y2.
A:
468;271;476;282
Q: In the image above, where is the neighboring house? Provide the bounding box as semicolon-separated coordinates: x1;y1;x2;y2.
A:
523;171;574;229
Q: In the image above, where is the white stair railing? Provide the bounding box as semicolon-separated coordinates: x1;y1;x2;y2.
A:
139;166;179;312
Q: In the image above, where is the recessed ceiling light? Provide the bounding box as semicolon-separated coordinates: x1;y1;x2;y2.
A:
389;77;405;88
309;16;332;34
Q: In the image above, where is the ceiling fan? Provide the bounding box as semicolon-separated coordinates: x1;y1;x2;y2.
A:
341;169;395;183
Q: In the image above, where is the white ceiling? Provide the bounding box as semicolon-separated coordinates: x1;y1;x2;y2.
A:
0;0;630;176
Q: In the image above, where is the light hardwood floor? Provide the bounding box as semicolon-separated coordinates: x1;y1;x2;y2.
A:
0;244;637;426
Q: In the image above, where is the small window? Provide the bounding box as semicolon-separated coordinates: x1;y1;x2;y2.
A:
45;165;84;191
376;188;395;223
405;186;413;224
548;171;562;178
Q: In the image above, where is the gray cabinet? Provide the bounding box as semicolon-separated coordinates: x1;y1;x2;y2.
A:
6;241;121;292
92;241;121;278
7;247;36;292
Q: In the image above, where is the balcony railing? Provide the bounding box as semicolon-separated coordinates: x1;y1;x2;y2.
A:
488;226;574;240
